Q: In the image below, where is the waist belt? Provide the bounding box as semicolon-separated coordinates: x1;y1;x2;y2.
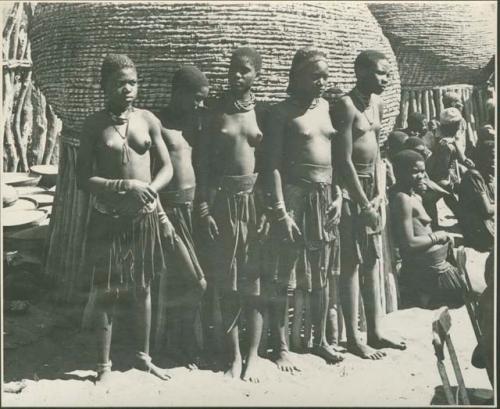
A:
93;196;157;217
353;161;375;177
219;173;258;194
288;163;333;185
160;186;195;205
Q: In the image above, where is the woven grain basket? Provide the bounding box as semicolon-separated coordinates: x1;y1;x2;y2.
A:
31;1;401;141
368;2;496;87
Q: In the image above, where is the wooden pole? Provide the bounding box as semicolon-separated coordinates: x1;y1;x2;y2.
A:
3;71;19;171
30;86;48;166
14;71;32;171
43;104;61;164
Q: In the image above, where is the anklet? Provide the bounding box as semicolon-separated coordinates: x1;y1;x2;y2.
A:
96;360;112;373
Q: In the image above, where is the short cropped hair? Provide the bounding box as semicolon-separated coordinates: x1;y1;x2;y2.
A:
287;47;328;95
231;47;262;73
354;50;388;74
392;149;425;182
100;54;136;89
171;66;209;96
407;112;427;130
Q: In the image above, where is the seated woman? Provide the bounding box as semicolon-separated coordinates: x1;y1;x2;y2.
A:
389;149;468;309
404;136;457;229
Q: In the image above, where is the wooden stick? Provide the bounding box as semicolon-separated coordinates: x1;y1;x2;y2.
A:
14;71;32;171
436;361;456;404
416;90;422;114
445;335;470;405
429;88;437;120
21;76;33;167
2;3;20;60
400;89;409;129
30;86;48;166
3;71;19;171
43;104;61;164
10;2;23;62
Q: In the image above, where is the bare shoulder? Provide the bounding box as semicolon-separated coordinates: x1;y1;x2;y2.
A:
161;126;187;150
372;94;384;109
333;94;356;115
135;108;161;126
392;190;412;212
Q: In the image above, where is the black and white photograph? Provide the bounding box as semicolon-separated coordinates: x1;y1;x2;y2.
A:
1;1;496;406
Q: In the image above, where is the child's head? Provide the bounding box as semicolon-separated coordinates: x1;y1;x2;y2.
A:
407;112;428;137
404;136;431;160
171;66;209;113
100;54;138;107
386;131;408;159
287;47;328;99
228;47;261;94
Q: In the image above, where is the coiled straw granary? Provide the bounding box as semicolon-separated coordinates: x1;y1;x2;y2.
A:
30;1;401;303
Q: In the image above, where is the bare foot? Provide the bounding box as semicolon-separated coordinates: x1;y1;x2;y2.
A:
95;361;114;387
329;343;347;353
347;340;386;360
368;334;407;351
187;354;209;371
224;355;242;380
311;343;344;364
95;369;116;388
135;352;171;380
241;355;265;383
274;349;301;374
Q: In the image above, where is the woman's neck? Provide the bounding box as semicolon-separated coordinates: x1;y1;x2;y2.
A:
230;88;252;102
353;85;372;106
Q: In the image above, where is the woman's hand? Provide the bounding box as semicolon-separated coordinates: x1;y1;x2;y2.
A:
202;215;219;240
257;213;271;242
124;179;157;202
325;196;342;231
279;214;301;242
160;216;176;249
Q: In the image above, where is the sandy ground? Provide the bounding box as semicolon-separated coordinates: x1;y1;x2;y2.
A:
2;201;495;407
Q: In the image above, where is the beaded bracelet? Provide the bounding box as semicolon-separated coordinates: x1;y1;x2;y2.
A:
197;201;210;218
429;232;438;245
105;179;125;192
157;210;168;224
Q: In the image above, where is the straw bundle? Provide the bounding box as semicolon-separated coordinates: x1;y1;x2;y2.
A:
2;3;61;172
31;2;401;304
368;2;495;87
31;2;401;141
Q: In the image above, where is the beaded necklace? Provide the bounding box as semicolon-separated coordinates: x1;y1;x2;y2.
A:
108;106;134;164
231;92;256;112
352;87;375;126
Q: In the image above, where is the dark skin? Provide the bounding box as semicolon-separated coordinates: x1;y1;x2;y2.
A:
156;87;209;368
197;54;264;383
391;161;456;307
77;67;173;383
265;59;343;371
332;57;406;360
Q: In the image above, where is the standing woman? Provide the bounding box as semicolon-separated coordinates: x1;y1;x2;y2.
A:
196;47;266;382
154;66;210;368
77;54;173;383
263;47;343;370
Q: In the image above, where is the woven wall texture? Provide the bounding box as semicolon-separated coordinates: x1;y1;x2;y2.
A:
30;2;401;141
369;2;496;87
